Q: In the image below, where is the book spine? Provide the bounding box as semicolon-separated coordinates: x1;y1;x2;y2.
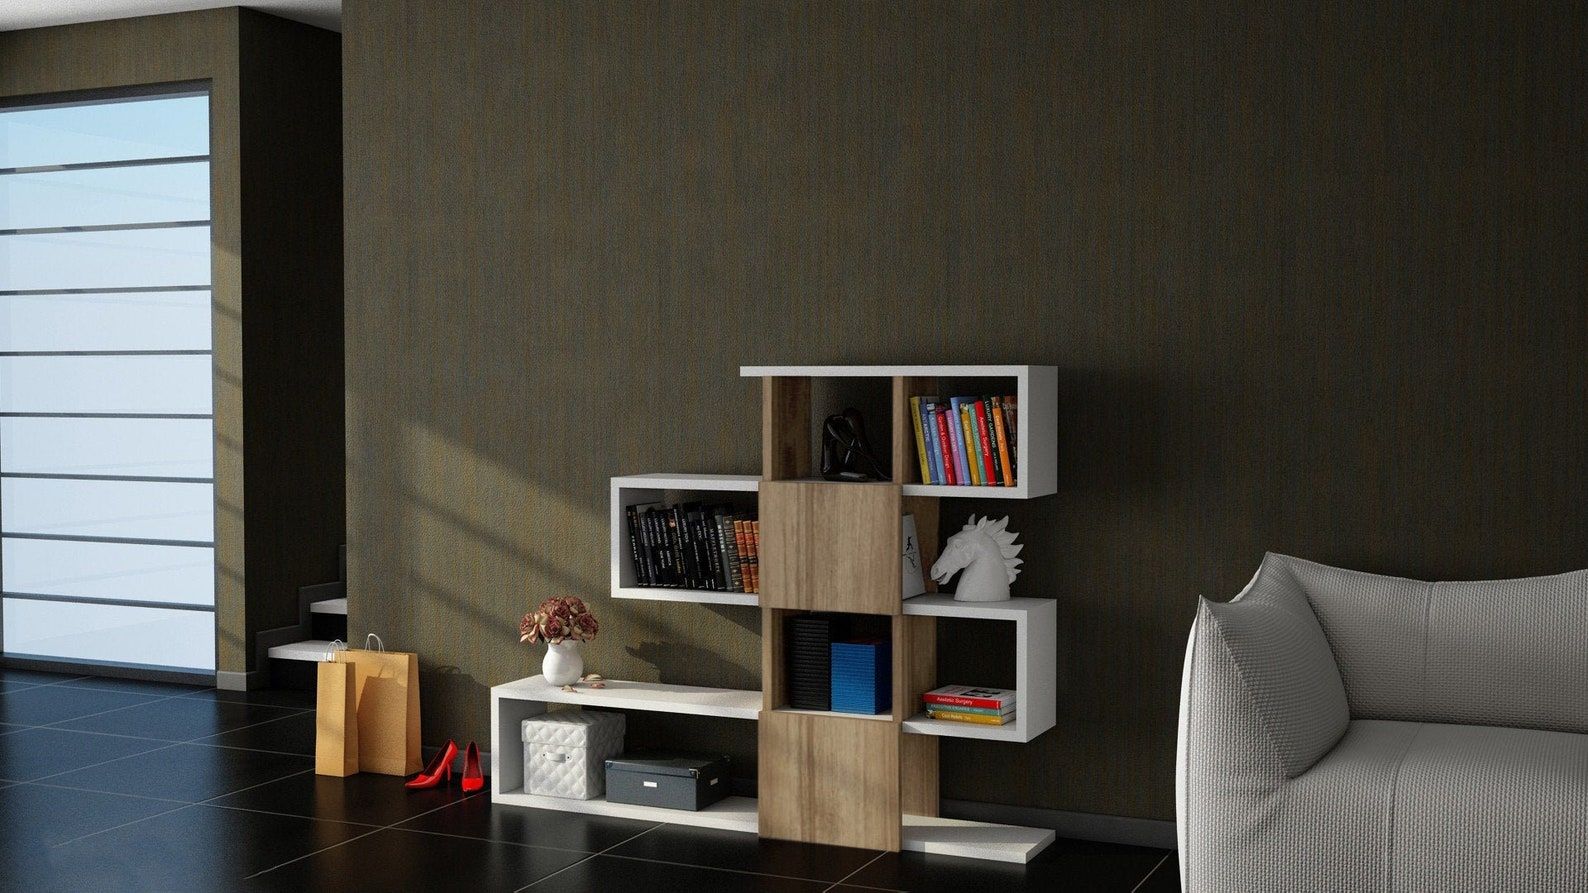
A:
932;406;956;484
920;703;1012;716
702;515;724;590
1003;396;1017;481
991;396;1015;486
668;507;690;588
719;516;740;592
694;516;713;590
957;402;983;485
713;514;736;591
734;520;752;594
974;399;999;485
749;519;761;594
625;505;649;586
923;693;1012;710
944;405;970;484
649;510;673;587
925;709;1011;725
909;396;933;485
922;403;943;484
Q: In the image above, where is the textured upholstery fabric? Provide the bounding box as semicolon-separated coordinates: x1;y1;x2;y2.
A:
1179;555;1588;892
1283;553;1588;733
1199;584;1349;776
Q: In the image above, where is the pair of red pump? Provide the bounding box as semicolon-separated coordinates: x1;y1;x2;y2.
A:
405;740;483;794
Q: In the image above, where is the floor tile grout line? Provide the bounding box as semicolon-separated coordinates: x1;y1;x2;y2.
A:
822;851;890;893
33;691;196;730
46;802;198;849
23;740;186;785
0;723;185;744
201;801;385;829
180;708;316;746
1130;852;1174;893
597;851;881;887
388;824;627;856
243;791;492;879
192;741;312;758
195;767;318;807
516;822;663;890
19;778;195;806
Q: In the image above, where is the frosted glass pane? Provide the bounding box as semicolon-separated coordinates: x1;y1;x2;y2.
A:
1;478;213;542
2;539;212;605
0;226;210;292
0;94;209;168
0;291;211;351
3;599;213;671
0;355;211;414
0;163;209;230
0;417;212;477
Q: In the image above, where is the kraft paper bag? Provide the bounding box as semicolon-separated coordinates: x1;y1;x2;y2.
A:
337;634;422;777
315;657;360;777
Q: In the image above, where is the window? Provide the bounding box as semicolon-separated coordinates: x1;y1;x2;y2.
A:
0;88;215;673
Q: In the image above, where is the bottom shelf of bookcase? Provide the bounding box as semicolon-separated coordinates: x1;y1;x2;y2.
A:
487;788;1055;863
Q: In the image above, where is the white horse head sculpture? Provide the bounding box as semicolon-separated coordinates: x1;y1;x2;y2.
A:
930;515;1024;602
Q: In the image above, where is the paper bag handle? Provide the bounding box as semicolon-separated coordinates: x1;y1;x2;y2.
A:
325;639;348;661
363;633;385;652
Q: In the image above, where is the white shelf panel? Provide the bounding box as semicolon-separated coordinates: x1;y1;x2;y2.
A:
741;365;1030;378
901;711;1029;742
614;586;758;607
267;639;335;662
902;594;1053;621
495;789;760;833
309;597;347;615
611;473;760;492
902;814;1056;863
493;674;761;720
901;482;1032;499
771;707;894;722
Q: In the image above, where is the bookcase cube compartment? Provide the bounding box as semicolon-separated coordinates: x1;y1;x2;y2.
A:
899;595;1056;743
610;473;761;607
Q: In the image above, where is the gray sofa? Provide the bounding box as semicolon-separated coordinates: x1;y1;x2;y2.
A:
1176;552;1588;892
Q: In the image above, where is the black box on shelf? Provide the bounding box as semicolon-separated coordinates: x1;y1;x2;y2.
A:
604;752;731;811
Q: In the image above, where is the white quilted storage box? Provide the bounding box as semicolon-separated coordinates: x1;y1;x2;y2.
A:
521;710;626;800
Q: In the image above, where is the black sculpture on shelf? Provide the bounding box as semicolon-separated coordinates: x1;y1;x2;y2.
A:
820;407;889;482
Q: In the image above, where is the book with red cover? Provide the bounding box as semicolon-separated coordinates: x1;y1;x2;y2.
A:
922;684;1016;710
973;399;999;485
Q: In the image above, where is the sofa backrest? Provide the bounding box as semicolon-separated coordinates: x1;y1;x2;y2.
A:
1259;553;1588;735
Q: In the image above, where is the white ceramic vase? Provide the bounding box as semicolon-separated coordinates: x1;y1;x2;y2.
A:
542;640;584;686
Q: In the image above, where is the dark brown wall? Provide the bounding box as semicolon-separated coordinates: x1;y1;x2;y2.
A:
0;9;344;676
343;0;1588;820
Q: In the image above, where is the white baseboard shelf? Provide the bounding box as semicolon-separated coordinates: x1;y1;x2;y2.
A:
613;586;758;607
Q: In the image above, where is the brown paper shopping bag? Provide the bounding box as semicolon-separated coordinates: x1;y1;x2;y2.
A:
337;634;422;776
315;654;359;777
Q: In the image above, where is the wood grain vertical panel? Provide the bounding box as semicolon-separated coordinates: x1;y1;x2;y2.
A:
763;377;811;480
760;481;902;614
758;710;902;850
762;607;789;711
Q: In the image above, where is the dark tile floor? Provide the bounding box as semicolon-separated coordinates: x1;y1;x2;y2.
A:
0;668;1179;892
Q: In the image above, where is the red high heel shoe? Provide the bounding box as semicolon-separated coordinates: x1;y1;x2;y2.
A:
405;740;458;790
461;741;484;793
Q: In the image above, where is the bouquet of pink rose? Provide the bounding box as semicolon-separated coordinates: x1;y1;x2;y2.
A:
519;596;599;646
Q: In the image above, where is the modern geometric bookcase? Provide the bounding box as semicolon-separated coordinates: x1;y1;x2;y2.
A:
492;365;1058;863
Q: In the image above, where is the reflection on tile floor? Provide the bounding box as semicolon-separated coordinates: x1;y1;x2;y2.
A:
0;668;1178;891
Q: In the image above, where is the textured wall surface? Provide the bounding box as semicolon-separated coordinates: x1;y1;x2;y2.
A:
343;0;1588;819
0;9;343;674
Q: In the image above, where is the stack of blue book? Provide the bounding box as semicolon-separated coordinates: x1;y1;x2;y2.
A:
830;640;892;715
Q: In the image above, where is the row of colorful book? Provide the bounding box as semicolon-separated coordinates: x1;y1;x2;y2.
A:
909;395;1017;487
922;684;1016;726
625;502;760;593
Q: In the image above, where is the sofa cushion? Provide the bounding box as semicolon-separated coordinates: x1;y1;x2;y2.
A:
1279;553;1588;734
1201;583;1349;777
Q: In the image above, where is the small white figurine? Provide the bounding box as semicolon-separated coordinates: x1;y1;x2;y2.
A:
930;515;1024;602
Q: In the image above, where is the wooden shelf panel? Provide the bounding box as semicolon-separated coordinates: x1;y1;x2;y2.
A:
492;675;761;720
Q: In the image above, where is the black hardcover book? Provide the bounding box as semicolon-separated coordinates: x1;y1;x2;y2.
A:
704;507;730;590
645;509;672;587
691;512;715;590
626;504;649;586
665;507;686;587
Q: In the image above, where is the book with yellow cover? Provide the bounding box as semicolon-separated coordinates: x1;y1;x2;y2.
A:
991;396;1015;486
909;396;934;484
925;708;1013;726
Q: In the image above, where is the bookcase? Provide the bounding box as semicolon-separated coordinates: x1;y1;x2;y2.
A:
491;365;1059;863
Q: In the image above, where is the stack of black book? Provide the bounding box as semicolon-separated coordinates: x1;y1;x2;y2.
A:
787;614;834;711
